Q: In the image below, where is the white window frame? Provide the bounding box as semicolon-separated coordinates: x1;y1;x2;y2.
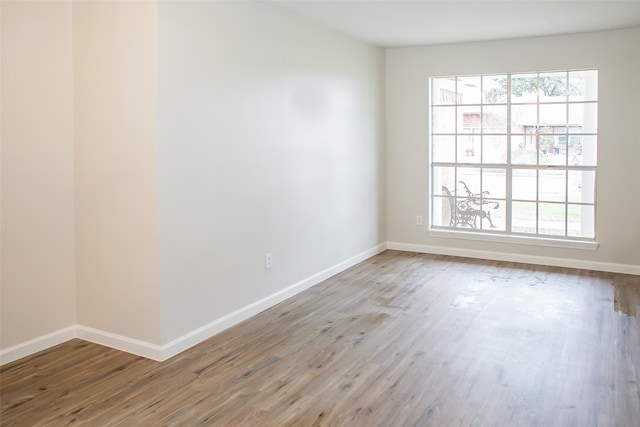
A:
428;70;598;250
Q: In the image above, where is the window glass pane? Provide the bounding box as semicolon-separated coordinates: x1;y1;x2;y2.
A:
482;168;506;199
432;78;458;105
512;201;537;234
511;135;537;165
432;135;455;163
568;204;595;238
539;203;566;236
569;103;598;134
569;70;598;102
576;135;597;167
457;135;480;163
457;168;481;196
459;106;480;134
512;169;536;201
479;199;505;231
538;134;553;156
511;73;538;102
538;134;565;165
539;170;566;202
453;195;479;228
538;72;567;102
482;135;507;164
482;105;507;133
539;104;566;127
568;170;595;204
511;105;537;133
433;166;456;194
432;195;451;227
551;148;567;166
432;106;456;133
566;134;580;165
483;75;507;104
445;170;502;231
458;76;481;105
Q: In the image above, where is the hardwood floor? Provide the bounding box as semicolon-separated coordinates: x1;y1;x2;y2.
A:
2;250;639;426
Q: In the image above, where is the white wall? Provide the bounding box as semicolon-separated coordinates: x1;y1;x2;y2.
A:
157;1;386;343
73;1;161;344
1;1;76;349
386;29;640;270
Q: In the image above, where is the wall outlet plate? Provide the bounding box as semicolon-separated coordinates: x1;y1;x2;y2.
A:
265;253;272;269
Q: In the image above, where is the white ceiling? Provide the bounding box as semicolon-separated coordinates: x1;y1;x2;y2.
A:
260;0;640;48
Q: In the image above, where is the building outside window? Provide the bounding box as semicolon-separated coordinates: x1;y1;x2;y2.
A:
430;70;598;240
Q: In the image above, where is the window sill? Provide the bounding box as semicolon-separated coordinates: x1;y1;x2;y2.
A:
427;228;599;251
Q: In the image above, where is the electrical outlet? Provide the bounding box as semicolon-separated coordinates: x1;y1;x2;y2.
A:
416;215;423;226
265;253;272;269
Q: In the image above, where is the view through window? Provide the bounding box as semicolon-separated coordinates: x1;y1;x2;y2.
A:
430;70;598;240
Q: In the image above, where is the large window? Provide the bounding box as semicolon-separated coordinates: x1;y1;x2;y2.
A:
430;70;598;241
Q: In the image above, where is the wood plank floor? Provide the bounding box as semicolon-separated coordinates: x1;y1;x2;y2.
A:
2;250;639;426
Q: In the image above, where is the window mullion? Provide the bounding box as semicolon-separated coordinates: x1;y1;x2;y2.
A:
454;77;458;223
479;76;484;230
564;74;570;236
506;74;512;233
535;73;540;235
565;169;569;237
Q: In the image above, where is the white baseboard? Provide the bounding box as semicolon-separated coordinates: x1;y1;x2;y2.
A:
160;242;388;360
386;241;640;275
76;325;164;361
0;325;164;366
0;326;76;366
1;243;387;365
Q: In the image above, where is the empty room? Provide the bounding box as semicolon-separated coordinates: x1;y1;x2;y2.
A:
1;0;639;425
